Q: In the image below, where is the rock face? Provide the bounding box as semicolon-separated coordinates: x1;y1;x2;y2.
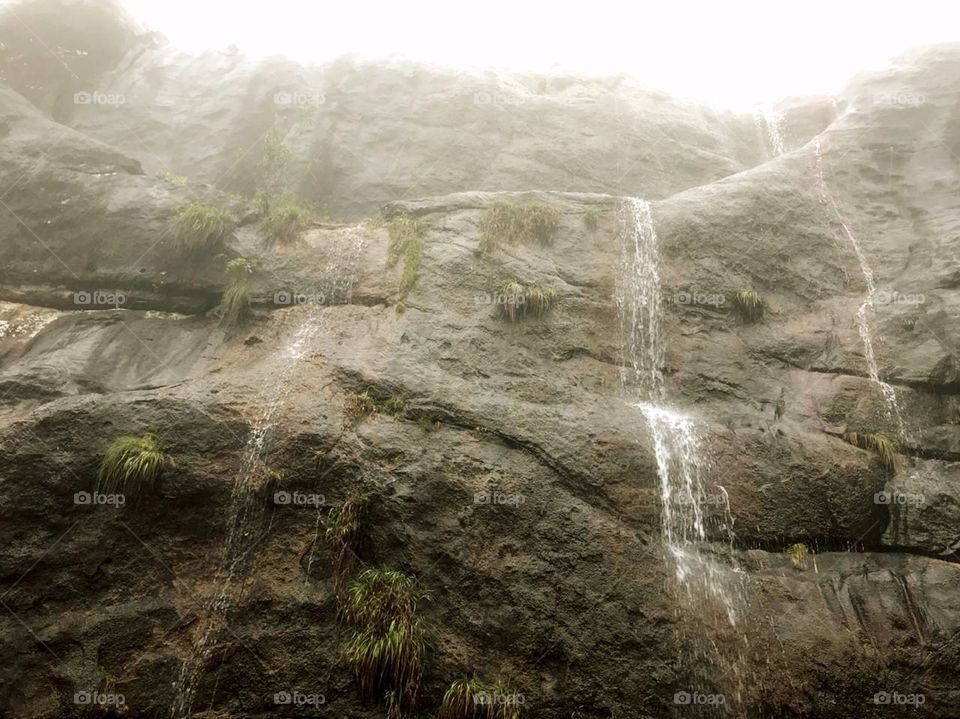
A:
1;2;959;718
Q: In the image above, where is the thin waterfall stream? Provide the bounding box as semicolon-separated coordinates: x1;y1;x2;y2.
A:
170;233;365;718
616;199;747;707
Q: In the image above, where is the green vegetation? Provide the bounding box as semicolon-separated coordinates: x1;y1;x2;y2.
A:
343;567;429;713
172;203;238;254
326;491;367;599
583;207;600;232
163;172;188;186
97;434;173;499
843;431;897;473
261;201;312;245
386;215;429;301
732;289;765;323
787;543;810;570
256;123;293;215
344;391;407;424
478;201;561;253
219;257;255;327
418;417;441;433
496;280;560;322
439;677;523;719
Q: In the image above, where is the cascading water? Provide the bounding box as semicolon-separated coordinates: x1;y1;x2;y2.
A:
814;140;906;439
170;232;365;718
616;199;740;623
757;108;786;156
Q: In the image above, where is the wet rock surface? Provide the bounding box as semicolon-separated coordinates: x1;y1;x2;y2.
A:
0;3;959;718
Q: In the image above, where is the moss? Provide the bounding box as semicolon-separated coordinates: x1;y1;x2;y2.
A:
732;289;765;323
386;215;429;300
172;203;238;255
219;258;255;327
261;201;312;245
381;396;406;417
479;201;561;253
418;417;440;433
98;434;173;499
495;280;560;322
843;431;897;473
162;172;188;186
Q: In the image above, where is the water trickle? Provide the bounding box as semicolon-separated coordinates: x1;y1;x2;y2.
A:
757;108;786;156
170;232;365;718
616;199;741;626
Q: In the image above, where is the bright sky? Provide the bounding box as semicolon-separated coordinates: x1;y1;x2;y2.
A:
123;0;960;110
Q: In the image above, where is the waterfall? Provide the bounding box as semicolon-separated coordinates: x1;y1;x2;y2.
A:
616;199;740;625
815;140;906;439
757;108;786;156
170;232;365;718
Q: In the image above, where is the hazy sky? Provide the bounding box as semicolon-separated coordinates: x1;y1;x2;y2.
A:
124;0;959;109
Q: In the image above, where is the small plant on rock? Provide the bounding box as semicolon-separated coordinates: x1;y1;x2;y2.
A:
343;566;429;713
172;202;237;254
326;491;367;600
583;207;600;232
787;543;810;570
98;434;173;499
732;289;765;323
439;677;488;719
163;172;188;186
219;257;255;327
261;200;312;245
842;431;897;474
495;280;559;322
386;214;429;301
345;391;378;424
479;201;561;253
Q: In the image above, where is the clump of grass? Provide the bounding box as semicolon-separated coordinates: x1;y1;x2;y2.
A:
326;491;367;600
583;207;600;232
172;202;237;254
732;289;765;323
97;434;173;499
787;543;809;570
163;172;188;186
343;566;429;713
479;201;561;253
418;417;440;433
344;392;406;424
386;215;429;300
440;678;523;719
261;201;312;245
495;280;559;322
843;431;897;473
219;257;255;327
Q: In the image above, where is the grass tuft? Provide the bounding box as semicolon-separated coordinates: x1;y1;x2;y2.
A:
843;431;897;473
732;289;765;323
344;392;407;424
172;203;237;255
386;215;429;301
787;543;809;570
495;280;559;322
163;172;188;186
98;434;173;499
219;258;255;327
479;201;561;254
326;491;367;600
261;201;312;245
583;207;600;232
343;566;429;712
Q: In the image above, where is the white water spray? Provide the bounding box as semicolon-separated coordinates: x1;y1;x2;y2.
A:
758;108;786;156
